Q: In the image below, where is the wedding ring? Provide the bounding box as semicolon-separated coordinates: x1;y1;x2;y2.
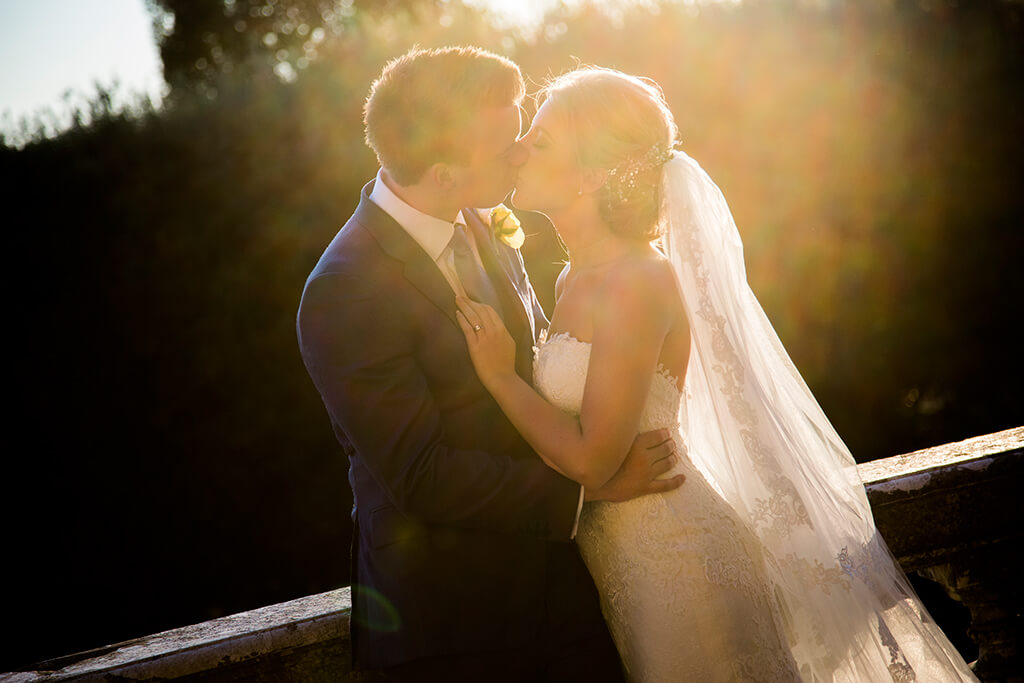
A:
473;324;482;331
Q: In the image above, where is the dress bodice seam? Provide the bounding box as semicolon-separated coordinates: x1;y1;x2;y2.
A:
537;329;685;396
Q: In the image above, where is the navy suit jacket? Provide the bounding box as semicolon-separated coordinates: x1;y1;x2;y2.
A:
297;181;608;669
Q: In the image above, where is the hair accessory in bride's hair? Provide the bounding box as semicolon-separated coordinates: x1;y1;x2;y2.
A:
605;142;673;203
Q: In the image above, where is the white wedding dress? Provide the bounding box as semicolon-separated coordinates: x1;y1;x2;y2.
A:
535;330;801;682
527;150;977;682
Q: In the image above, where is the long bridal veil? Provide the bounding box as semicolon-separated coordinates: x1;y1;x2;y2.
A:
660;151;977;681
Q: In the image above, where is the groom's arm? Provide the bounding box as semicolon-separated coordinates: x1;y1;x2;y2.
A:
299;265;583;542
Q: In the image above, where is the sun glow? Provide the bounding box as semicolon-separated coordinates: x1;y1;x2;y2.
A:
463;0;569;28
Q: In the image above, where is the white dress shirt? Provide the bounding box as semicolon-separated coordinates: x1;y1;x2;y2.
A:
369;169;482;297
368;169;585;538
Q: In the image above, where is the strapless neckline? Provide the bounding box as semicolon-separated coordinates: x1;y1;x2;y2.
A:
536;329;685;397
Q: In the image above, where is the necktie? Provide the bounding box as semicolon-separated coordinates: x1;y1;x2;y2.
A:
450;223;504;320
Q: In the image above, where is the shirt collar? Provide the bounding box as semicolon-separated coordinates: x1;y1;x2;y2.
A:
368;169;465;261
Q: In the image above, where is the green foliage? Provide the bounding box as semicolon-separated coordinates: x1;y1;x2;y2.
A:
4;0;1022;668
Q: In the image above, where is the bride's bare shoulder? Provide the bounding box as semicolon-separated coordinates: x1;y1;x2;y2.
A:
592;249;678;330
602;248;676;299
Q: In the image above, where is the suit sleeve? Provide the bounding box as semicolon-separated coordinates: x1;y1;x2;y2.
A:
297;265;579;542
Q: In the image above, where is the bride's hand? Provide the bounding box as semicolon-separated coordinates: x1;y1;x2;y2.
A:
455;296;517;389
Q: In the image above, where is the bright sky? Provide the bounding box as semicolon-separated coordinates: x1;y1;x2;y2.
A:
0;0;164;129
0;0;564;133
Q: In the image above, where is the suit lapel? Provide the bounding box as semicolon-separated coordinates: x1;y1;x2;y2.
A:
355;181;535;382
356;182;458;326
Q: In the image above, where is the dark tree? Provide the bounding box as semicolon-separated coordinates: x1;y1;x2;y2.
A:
148;0;441;96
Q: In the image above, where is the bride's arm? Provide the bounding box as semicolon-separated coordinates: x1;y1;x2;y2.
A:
456;261;675;490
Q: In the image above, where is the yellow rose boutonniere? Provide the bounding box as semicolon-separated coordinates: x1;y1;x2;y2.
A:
490;203;525;249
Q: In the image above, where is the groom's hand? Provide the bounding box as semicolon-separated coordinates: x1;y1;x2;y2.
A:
583;429;685;502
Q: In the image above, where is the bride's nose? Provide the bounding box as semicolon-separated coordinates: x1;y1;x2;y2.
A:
506;140;528;168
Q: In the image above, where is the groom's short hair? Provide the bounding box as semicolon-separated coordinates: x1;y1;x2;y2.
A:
364;46;525;186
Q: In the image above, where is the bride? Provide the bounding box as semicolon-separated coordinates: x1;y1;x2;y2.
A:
455;67;977;682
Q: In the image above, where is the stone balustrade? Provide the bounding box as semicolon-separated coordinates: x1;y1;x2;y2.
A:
3;426;1021;682
859;427;1022;681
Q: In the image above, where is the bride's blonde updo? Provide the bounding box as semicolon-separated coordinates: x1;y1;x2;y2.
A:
537;67;678;241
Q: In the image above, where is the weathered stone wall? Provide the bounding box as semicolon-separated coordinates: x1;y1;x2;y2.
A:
0;590;354;682
861;427;1023;682
4;427;1021;682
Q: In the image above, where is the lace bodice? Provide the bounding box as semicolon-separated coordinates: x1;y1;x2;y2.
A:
533;330;685;434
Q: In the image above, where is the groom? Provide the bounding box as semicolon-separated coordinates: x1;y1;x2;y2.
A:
297;47;682;682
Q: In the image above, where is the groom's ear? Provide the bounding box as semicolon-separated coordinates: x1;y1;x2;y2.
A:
580;167;608;195
429;163;457;191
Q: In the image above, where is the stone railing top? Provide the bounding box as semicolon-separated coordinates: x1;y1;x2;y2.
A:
0;588;352;682
857;426;1023;493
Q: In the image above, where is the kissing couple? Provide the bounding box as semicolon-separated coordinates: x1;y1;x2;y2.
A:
298;46;976;681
